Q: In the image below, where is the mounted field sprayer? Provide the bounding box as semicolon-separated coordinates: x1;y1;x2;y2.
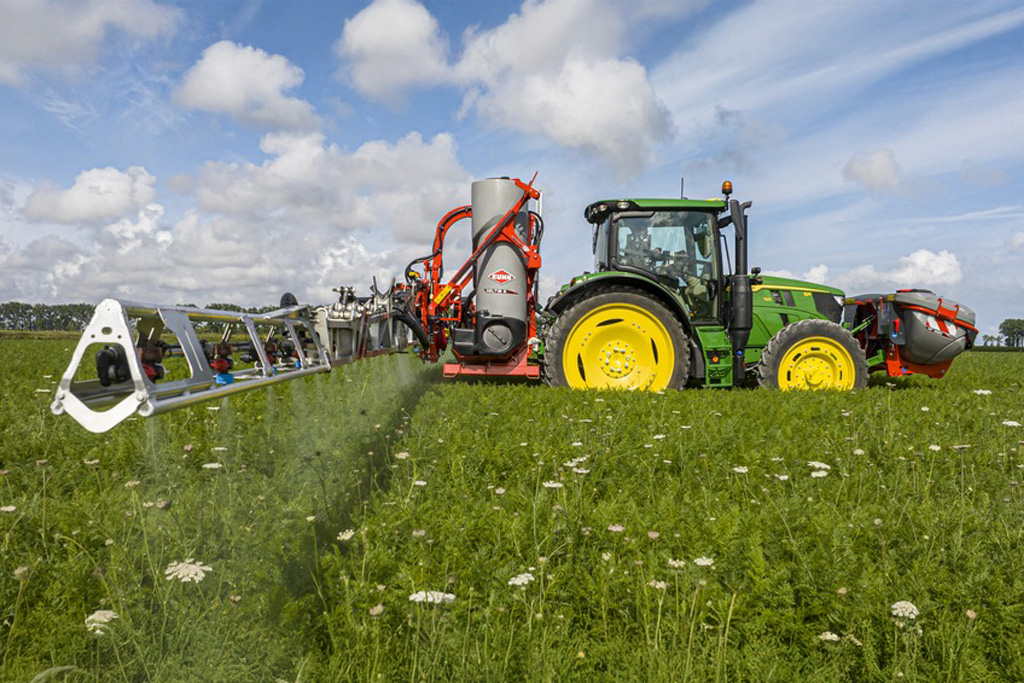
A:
51;175;978;433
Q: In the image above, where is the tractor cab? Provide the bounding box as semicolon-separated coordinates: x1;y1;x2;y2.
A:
584;197;729;322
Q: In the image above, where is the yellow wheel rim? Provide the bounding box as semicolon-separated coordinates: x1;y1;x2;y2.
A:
562;303;675;390
777;336;856;390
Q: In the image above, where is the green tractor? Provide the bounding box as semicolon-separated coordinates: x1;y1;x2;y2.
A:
540;182;974;391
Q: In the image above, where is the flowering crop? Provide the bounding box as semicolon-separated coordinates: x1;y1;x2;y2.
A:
165;559;212;583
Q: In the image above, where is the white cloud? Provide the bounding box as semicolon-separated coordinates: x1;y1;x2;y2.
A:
334;0;451;106
762;265;830;285
176;41;321;131
0;0;179;86
1011;231;1024;250
101;204;170;255
836;249;962;292
3;123;482;305
802;264;830;284
454;0;673;171
192;130;471;243
335;0;676;171
22;167;157;224
474;57;672;171
842;149;903;193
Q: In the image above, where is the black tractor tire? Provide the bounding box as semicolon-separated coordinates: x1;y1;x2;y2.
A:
757;318;868;390
542;286;690;391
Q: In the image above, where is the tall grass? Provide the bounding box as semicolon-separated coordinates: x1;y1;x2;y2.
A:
1;343;1022;681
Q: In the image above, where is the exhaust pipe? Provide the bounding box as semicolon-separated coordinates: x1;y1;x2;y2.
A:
728;198;753;386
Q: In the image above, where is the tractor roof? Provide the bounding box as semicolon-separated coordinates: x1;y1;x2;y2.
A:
584;197;728;224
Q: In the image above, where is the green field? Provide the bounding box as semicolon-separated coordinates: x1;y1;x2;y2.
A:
1;339;1023;682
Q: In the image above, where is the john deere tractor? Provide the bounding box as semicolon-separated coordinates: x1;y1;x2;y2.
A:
540;182;974;391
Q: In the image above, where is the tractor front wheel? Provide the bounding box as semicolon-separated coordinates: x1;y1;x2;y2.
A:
758;319;868;390
543;287;690;391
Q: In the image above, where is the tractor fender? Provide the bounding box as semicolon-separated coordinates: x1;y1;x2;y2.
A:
545;273;695;337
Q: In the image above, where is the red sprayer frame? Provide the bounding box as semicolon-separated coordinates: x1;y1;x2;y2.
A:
409;175;542;378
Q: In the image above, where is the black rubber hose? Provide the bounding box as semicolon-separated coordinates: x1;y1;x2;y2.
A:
404;254;433;284
529;210;544;248
393;303;430;349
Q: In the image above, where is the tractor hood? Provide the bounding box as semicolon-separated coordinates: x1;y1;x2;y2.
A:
754;275;845;298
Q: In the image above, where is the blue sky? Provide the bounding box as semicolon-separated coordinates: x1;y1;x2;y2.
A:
1;0;1021;335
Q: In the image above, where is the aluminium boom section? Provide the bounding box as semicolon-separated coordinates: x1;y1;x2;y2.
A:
51;299;331;433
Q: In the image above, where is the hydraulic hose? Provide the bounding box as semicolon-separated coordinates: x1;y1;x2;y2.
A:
392;301;430;349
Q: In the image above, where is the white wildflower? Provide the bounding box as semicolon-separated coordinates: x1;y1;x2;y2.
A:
542;481;563;489
202;462;223;469
853;449;865;456
818;631;841;642
337;529;356;542
693;556;714;567
212;446;228;452
305;515;316;522
921;406;930;412
807;461;831;470
653;434;666;440
973;389;992;395
607;524;624;532
891;600;919;619
83;459;100;466
164;558;212;583
508;572;535;588
732;466;748;474
775;474;790;481
0;505;16;513
601;552;612;561
412;529;426;538
495;487;505;495
572;468;590;474
394;451;409;460
369;603;385;616
667;558;686;569
1003;421;1021;427
85;609;119;635
571;441;583;447
413;480;427;487
124;480;141;489
648;579;668;590
409;591;455;604
929;445;941;452
811;470;829;478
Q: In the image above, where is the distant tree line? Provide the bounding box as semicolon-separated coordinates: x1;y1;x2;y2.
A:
0;302;95;331
996;319;1024;348
976;319;1023;348
0;301;278;332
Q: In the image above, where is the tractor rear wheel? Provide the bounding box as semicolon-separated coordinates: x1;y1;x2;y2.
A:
758;318;867;390
543;287;690;391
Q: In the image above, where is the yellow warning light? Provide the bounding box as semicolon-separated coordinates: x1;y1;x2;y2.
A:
722;180;733;197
